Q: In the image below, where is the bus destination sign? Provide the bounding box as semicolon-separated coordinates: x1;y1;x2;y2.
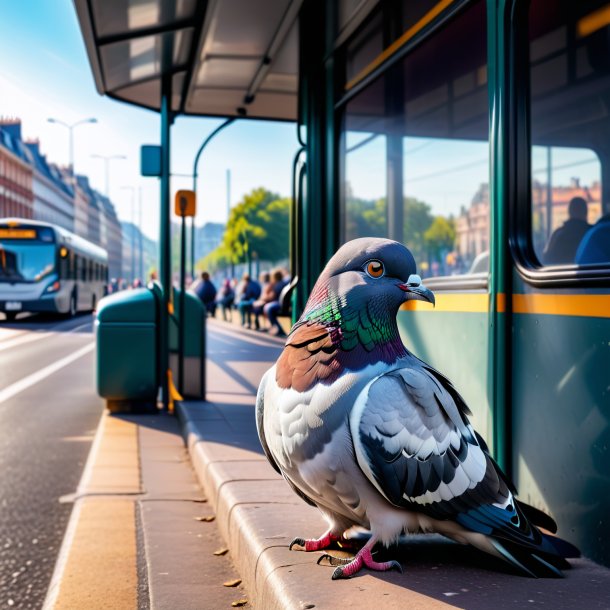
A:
0;229;38;239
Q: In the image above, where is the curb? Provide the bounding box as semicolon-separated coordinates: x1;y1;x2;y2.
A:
176;401;334;610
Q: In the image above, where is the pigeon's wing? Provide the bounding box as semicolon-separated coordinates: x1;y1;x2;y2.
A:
255;368;281;475
350;365;574;575
275;322;341;392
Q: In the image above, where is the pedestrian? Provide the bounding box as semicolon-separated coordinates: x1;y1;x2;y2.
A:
263;269;289;337
192;271;217;316
216;278;235;321
236;273;262;328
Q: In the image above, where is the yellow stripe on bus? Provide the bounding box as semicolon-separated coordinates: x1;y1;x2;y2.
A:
513;294;610;318
401;293;488;312
345;0;456;91
400;293;610;317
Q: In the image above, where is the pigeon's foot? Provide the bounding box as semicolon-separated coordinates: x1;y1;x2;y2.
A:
330;547;402;580
289;531;342;552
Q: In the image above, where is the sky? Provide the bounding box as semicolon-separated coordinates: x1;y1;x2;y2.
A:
0;1;298;241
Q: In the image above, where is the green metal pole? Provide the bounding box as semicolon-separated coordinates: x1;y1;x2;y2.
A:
159;74;172;411
179;213;186;393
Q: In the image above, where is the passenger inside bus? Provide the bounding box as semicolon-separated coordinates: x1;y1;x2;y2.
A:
542;197;591;264
576;213;610;265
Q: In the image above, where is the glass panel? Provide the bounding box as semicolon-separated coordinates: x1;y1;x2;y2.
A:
344;131;387;240
93;0;197;38
0;244;56;282
101;29;193;91
345;10;383;84
342;0;488;279
529;0;609;266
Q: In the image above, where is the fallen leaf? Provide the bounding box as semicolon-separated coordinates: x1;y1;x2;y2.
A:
223;579;242;587
231;600;248;607
193;498;208;503
194;515;215;522
213;548;229;556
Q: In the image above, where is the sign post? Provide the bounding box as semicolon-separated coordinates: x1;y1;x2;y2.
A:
175;190;197;395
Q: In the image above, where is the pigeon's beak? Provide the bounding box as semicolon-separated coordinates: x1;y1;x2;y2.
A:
397;274;435;306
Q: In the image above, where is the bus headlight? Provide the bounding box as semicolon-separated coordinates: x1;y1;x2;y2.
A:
44;280;61;294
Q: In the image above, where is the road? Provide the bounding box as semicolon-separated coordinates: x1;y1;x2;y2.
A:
0;313;104;609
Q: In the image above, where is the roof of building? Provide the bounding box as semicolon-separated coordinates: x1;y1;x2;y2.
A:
0;123;34;167
25;141;74;198
73;0;300;120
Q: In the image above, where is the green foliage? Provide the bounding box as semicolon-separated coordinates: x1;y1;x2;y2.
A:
424;215;456;262
404;198;434;264
345;197;387;239
201;188;290;272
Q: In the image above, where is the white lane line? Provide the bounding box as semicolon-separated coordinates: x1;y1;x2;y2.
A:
0;321;92;353
42;411;106;610
0;343;95;405
0;332;55;353
0;329;27;343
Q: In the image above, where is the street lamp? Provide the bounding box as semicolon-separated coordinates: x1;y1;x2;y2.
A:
47;116;97;175
91;153;127;198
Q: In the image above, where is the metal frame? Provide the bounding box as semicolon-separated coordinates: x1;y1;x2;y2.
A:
507;0;610;288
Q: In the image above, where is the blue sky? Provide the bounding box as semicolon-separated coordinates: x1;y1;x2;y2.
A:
0;1;298;240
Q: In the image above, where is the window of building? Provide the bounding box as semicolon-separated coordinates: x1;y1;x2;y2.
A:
529;0;610;267
341;0;489;279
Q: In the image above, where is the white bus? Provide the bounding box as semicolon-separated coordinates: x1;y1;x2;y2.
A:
0;218;108;321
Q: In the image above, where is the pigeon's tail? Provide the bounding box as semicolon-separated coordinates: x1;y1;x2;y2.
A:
490;531;580;578
517;501;558;533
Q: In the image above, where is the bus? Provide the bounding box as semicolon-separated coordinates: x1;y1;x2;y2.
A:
0;218;108;321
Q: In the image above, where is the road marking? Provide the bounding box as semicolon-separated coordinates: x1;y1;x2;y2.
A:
0;320;91;353
43;413;140;610
0;342;95;405
0;331;55;353
0;328;26;343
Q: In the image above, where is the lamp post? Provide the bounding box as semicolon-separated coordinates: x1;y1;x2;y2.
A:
192;118;236;279
91;153;127;198
47;117;97;175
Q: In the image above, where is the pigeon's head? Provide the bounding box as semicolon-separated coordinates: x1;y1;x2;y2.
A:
311;237;435;313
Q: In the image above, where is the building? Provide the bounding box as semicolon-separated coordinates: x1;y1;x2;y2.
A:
0;119;34;219
99;195;123;280
455;179;602;266
72;175;90;237
76;175;123;279
25;140;75;231
455;183;490;268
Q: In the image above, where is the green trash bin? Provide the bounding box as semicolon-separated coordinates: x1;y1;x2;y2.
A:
95;287;159;412
169;287;206;399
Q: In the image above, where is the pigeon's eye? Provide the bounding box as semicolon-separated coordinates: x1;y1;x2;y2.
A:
365;260;385;278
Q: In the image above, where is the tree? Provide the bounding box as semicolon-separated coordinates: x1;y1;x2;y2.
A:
199;188;290;273
404;197;434;264
424;216;456;265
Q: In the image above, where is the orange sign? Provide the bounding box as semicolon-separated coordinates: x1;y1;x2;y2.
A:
174;190;196;217
0;229;37;239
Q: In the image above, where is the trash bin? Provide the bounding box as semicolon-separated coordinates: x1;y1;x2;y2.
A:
95;287;159;412
169;287;206;399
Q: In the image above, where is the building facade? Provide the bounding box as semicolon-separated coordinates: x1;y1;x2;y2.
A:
26;140;75;231
0;119;34;219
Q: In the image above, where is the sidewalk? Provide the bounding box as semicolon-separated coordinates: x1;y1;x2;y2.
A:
178;319;610;610
44;407;250;610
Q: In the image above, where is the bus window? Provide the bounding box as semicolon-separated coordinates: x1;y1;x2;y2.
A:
529;0;610;267
341;0;488;279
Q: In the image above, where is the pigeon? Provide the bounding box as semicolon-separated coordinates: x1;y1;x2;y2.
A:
256;237;579;579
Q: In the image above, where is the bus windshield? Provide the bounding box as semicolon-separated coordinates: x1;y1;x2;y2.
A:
0;243;56;283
